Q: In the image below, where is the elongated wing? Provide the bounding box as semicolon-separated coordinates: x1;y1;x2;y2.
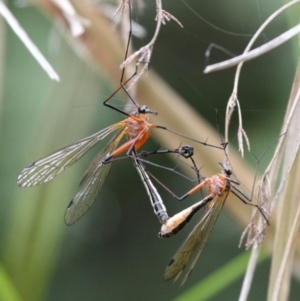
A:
64;129;125;225
17;122;126;187
164;192;229;285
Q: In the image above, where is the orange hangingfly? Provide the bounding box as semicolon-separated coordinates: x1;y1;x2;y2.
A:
159;161;268;286
163;163;232;286
17;105;155;224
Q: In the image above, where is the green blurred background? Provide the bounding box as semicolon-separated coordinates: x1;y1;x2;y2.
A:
0;0;299;300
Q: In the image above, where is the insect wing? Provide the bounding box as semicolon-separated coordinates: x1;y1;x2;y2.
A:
164;192;229;285
179;192;229;285
17;122;125;187
64;129;124;225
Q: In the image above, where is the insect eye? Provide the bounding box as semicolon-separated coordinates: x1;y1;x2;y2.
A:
218;162;232;176
226;169;232;176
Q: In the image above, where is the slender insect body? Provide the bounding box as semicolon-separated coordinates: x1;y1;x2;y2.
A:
159;194;214;238
132;156;169;224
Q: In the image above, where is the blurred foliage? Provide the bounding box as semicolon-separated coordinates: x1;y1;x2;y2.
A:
0;0;299;301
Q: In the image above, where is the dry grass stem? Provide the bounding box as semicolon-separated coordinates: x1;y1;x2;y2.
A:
204;23;300;74
238;242;261;301
271;198;300;301
119;0;183;89
0;1;59;80
225;94;250;157
114;0;127;17
221;0;300;156
204;0;300;74
50;0;90;36
158;9;183;27
238;61;300;301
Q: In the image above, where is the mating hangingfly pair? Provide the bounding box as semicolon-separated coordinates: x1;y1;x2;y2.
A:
16;0;276;288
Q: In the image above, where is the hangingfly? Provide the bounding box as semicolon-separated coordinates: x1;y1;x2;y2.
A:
163;163;232;285
161;161;268;286
17;106;159;225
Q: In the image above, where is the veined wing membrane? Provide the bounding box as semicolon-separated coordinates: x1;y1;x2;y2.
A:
17;122;126;187
165;192;229;285
64;129;125;225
